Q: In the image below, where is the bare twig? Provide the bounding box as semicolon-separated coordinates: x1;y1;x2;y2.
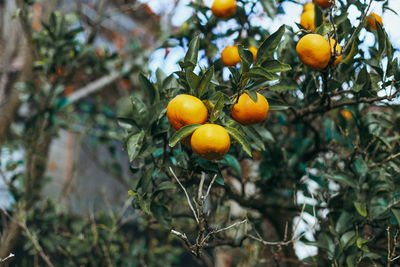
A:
204;174;217;201
0;253;14;263
66;71;121;105
247;193;318;246
169;167;199;223
210;219;247;235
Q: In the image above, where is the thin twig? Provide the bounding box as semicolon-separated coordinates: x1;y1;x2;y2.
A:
169;167;199;223
342;0;373;54
204;174;217;201
0;253;14;263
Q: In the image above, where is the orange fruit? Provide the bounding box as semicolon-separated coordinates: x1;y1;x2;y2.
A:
340;109;352;120
296;34;331;70
249;46;258;61
314;0;334;9
302;2;315;13
300;10;316;32
221;45;241;66
366;13;383;31
211;0;237;19
166;94;208;130
231;93;269;126
330;39;342;66
191;124;230;160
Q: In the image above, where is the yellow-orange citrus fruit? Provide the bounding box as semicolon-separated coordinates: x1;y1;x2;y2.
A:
166;94;208;130
191;124;231;160
330;39;342;66
302;2;315;13
340;109;352;120
249;46;258;61
296;34;331;70
300;10;316;32
314;0;334;9
211;0;237;19
231;93;269;126
221;45;241;66
366;13;383;31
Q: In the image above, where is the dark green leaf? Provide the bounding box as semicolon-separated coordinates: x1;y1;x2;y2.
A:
354;201;367;217
314;4;323;30
261;60;291;72
169;124;201;147
210;92;225;122
184;35;200;66
270;79;298;92
127;131;145;162
198;66;214;98
256;25;286;65
225;126;252;157
219;154;241;177
139;73;159;104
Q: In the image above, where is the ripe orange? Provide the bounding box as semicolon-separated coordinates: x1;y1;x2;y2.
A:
166;94;208;130
211;0;237;19
302;2;315;13
366;13;383;31
231;93;269;126
300;10;316;32
330;39;342;66
340;109;352;120
296;34;331;70
221;46;241;66
314;0;334;9
249;46;258;61
191;124;230;160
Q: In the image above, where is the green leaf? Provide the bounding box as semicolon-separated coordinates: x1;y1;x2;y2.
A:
238;45;253;73
225;126;252;157
186;70;200;94
162;74;177;90
335;211;351;234
376;22;386;58
137;194;151;214
169;124;201;147
198;66;214;98
219;154;241;177
256;25;286;65
151;204;171;228
354;156;368;178
117;117;138;131
356;237;369;248
155;181;176;192
245;67;280;81
131;96;149;127
136;165;154;192
242;126;266;151
315;23;331;37
184;35;200;67
210;92;225;123
139;73;159;104
342;40;359;64
270;79;298;92
314;4;323;30
353;66;369;93
340;231;357;249
391;208;400;227
261;60;291;72
127;131;145;162
354;201;367;217
321;173;357;187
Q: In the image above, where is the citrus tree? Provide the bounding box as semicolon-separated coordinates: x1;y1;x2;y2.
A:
120;0;400;265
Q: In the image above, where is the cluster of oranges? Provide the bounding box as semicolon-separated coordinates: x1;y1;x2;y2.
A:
166;92;269;161
210;0;258;67
297;1;383;70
